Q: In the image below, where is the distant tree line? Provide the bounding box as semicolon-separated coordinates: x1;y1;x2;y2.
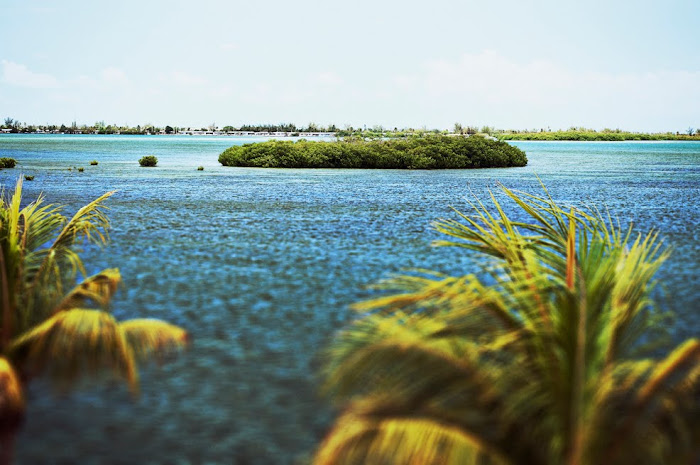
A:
1;118;164;135
0;118;341;135
218;135;527;169
3;117;699;140
223;123;338;133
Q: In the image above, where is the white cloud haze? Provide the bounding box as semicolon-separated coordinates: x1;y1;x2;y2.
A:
2;60;59;89
1;0;698;131
2;51;697;131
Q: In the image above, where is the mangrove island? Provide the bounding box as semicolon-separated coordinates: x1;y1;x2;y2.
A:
218;135;527;169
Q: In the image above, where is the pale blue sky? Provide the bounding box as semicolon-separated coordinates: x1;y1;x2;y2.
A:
1;0;698;131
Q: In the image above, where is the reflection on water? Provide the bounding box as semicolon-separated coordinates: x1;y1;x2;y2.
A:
1;135;698;464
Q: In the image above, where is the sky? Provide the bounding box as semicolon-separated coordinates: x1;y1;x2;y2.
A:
1;0;698;131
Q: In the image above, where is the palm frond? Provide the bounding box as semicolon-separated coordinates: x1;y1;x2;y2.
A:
317;181;697;465
322;310;568;462
585;344;700;465
352;273;524;332
0;180;27;350
50;190;115;250
52;268;122;313
0;356;24;430
323;315;504;403
120;319;189;363
314;407;510;465
632;339;699;419
28;190;115;290
8;309;138;393
5;179;24;247
18;197;65;254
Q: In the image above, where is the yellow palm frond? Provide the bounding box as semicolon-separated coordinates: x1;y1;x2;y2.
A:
323;315;504;403
634;338;699;406
8;309;138;393
0;356;24;429
314;407;510;465
52;268;122;313
120;319;189;363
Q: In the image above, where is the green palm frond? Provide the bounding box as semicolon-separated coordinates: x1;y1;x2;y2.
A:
120;319;189;363
50;190;114;251
0;180;29;349
26;190;115;292
3;179;24;250
52;268;122;313
16;196;65;254
8;309;138;393
0;180;118;335
316;182;698;465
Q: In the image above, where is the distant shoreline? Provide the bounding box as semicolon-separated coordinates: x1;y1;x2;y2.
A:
498;131;700;142
2;130;699;142
0;131;336;138
5;133;700;142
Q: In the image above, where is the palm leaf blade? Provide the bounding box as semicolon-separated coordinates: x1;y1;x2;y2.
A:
53;268;122;313
315;410;510;465
120;319;189;363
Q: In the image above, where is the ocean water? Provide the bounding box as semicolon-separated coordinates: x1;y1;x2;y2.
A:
0;135;698;464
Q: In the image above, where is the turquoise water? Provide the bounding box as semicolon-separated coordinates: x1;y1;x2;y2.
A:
1;135;699;464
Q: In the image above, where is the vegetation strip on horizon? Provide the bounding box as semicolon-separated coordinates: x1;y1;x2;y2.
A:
498;130;700;141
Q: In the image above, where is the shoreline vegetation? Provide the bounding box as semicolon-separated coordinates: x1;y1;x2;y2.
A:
218;136;527;169
2;118;699;141
498;129;700;141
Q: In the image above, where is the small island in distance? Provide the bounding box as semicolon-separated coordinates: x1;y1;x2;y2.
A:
218;135;528;169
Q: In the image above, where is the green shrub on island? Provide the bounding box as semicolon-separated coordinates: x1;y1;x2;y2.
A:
90;160;99;165
139;155;158;167
23;175;34;181
197;166;204;171
78;167;84;172
218;136;527;169
0;157;17;169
